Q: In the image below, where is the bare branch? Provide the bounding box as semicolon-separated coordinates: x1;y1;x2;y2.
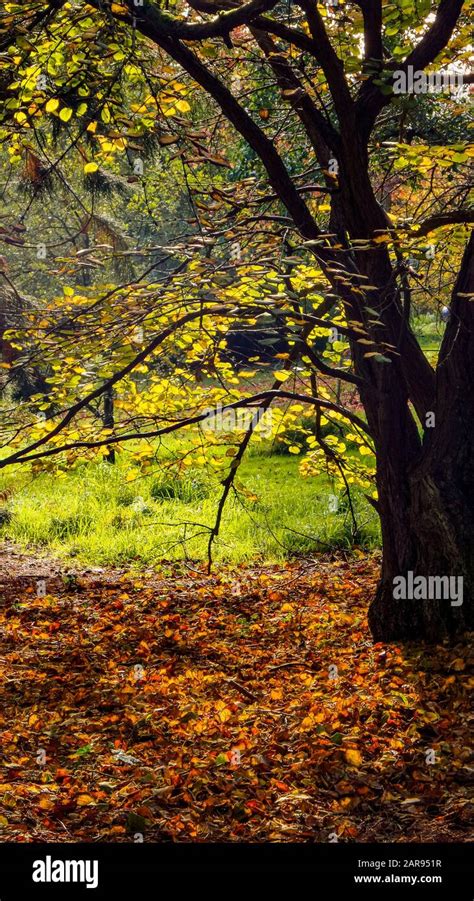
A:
297;0;354;123
414;209;474;238
356;0;383;63
103;0;281;40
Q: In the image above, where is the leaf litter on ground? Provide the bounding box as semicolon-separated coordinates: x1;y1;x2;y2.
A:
0;546;472;842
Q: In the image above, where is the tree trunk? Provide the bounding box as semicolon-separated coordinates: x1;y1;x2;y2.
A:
368;233;474;641
335;129;473;641
0;285;51;402
369;472;474;641
103;386;116;465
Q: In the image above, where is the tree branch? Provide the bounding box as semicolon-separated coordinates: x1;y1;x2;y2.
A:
0;303;233;469
297;0;354;123
300;340;364;387
356;0;383;63
414;209;474;238
107;0;281;40
1;389;371;469
356;0;466;141
249;26;340;157
122;15;322;240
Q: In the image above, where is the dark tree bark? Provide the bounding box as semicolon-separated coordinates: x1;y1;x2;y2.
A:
103;386;116;465
368;234;474;640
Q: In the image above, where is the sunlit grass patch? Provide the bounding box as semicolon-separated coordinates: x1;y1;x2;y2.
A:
0;446;379;566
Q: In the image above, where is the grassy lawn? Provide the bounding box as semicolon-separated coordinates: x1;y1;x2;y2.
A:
0;443;379;566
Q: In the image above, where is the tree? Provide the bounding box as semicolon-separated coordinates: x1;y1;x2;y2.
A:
0;0;473;641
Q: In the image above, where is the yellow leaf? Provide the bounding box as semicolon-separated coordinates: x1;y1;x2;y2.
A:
452;658;465;671
45;98;59;113
38;796;55;810
345;749;362;767
84;162;99;174
272;370;290;382
77;793;95;806
59;107;73;123
216;703;232;723
175;99;191;113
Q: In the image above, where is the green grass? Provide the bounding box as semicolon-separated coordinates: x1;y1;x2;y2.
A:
412;311;444;361
0;444;379;567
